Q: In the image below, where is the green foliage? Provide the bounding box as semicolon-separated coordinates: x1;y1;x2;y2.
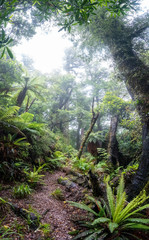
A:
27;130;57;163
102;92;129;117
24;165;45;187
0;29;13;59
118;112;142;160
45;156;63;170
0;197;9;216
88;131;106;143
122;163;139;175
38;223;51;239
24;205;41;229
53;151;67;161
0;220;23;240
51;188;65;201
72;157;94;173
69;175;149;239
97;148;109;162
58;0;138;31
13;183;32;199
94;160;109;173
0;133;29;161
0;106;19;122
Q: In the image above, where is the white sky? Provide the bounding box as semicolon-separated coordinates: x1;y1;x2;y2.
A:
13;0;149;74
13;27;72;74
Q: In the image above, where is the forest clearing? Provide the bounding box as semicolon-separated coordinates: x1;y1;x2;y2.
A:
0;0;149;239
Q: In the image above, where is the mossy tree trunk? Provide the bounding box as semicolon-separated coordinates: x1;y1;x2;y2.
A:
111;39;149;199
77;112;99;159
90;11;149;198
106;19;149;199
108;115;119;167
77;98;99;159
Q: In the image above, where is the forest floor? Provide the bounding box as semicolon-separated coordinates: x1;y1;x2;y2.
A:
1;168;149;240
0;169;88;240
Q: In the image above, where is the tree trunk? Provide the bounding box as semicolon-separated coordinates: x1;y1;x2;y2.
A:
127;119;149;200
77;112;99;159
76;121;81;150
108;115;119;167
88;169;102;197
17;77;29;107
16;87;27;107
25;98;36;112
89;11;149;198
107;22;149;198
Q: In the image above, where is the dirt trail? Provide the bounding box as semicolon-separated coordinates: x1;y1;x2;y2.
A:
31;170;77;240
0;169;84;240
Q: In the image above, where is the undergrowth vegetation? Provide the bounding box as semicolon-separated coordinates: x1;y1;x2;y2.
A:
69;175;149;240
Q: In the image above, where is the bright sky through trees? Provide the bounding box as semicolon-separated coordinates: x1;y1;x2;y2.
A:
13;27;72;74
13;0;149;74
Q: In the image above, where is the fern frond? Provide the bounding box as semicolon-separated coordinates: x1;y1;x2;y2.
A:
123;203;149;220
0;106;19;121
20;112;34;122
116;174;125;203
72;229;95;240
106;181;115;217
118;191;149;222
67;201;99;216
126;218;149;224
87;196;106;216
113;191;126;222
123;232;143;240
119;191;149;221
122;223;149;230
92;217;110;225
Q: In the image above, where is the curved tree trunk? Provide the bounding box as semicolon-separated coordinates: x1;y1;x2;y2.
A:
106;21;149;199
90;12;149;198
111;44;149;198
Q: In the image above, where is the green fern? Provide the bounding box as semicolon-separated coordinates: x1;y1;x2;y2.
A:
69;175;149;240
24;165;45;187
0;106;19;121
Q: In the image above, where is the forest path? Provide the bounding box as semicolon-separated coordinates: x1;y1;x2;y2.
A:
31;170;79;240
1;169;85;240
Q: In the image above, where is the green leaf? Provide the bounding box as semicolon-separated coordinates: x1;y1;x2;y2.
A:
0;47;5;58
6;47;13;59
72;229;94;240
7;38;13;45
92;217;110;225
127;218;149;224
106;181;115;216
123;223;149;230
97;232;108;239
123;204;149;220
68;201;99;216
108;222;118;233
2;28;5;40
